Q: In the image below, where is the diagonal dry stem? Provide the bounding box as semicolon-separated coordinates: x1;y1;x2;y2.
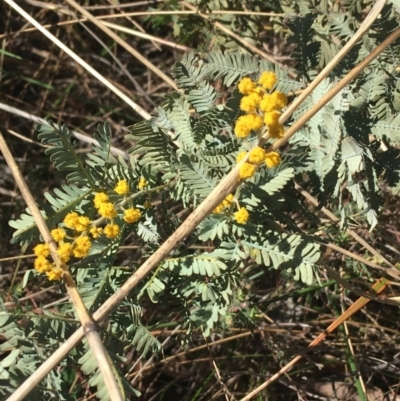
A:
64;0;177;90
3;0;152;121
0;103;128;158
277;0;387;127
0;132;124;401
239;275;393;400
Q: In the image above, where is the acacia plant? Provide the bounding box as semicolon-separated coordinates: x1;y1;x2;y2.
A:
2;2;400;400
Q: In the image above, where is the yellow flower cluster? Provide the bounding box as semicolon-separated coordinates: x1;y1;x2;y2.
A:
33;242;63;281
104;223;120;239
235;72;287;139
32;181;145;281
114;179;130;195
265;151;282;168
33;210;97;280
123;208;142;223
213;194;234;214
237;147;282;180
234;207;250;224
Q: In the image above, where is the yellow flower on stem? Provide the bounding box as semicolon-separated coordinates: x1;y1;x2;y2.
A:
104;224;120;239
33;243;50;258
94;192;109;209
234;116;252;138
47;266;63;281
74;216;90;232
264;110;281;127
214;194;235;213
270;91;287;110
249;146;266;164
73;236;92;258
265;151;282;168
213;204;224;214
98;202;117;219
240;92;262;113
239;163;256;180
64;212;79;230
237;77;257;94
234;114;263;138
234;207;250;224
90;226;103;239
57;242;73;263
51;228;66;242
223;194;234;207
123;208;142;224
114;180;130;195
258;71;277;90
34;256;53;273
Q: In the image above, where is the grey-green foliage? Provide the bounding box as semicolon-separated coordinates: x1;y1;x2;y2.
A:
0;303;80;400
127;51;301;208
283;3;400;229
9;121;141;246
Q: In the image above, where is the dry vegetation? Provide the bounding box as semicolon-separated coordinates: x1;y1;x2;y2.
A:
1;1;400;400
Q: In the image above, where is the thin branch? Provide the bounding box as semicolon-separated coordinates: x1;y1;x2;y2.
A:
0;131;124;401
3;0;152;122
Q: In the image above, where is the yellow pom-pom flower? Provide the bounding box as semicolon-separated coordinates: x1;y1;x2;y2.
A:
51;228;66;242
47;266;63;281
246;113;263;131
74;215;90;232
73;236;92;258
265;151;282;168
123;208;142;224
270;91;287;110
236;151;248;164
234;116;252;138
264;110;281;127
235;114;263;138
240;92;262;113
259;94;275;113
114;180;130;195
239;163;256;180
94;192;109;209
258;71;277;90
104;224;120;239
238;77;257;95
234;207;250;224
90;226;103;239
34;256;53;273
57;242;73;263
138;176;147;190
63;212;79;229
33;243;50;258
249;146;266;164
98;202;117;219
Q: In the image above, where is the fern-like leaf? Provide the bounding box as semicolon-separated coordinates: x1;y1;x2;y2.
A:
36;119;95;187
